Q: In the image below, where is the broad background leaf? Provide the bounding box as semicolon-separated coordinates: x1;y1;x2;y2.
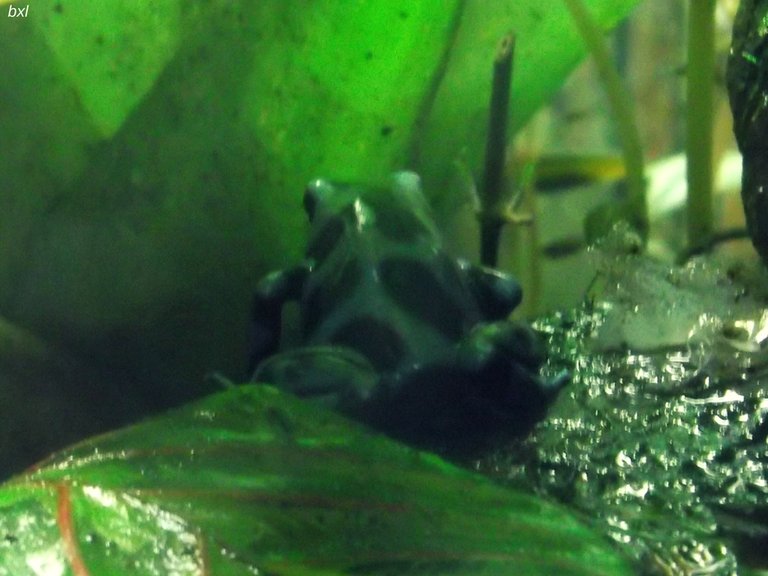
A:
0;0;640;472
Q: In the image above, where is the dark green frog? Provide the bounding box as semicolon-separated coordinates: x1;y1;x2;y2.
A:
249;172;566;456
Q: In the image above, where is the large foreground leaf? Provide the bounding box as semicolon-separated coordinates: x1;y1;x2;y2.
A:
0;385;634;575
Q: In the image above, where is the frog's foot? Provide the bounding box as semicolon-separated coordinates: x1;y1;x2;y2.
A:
457;320;569;404
252;345;378;412
358;324;569;457
458;320;545;372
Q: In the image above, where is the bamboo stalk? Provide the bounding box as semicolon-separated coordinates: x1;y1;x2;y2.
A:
564;0;647;236
686;0;716;251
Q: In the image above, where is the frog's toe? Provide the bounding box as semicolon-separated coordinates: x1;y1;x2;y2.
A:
543;369;571;397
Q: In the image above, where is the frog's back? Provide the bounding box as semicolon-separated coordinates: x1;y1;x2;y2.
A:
301;173;485;374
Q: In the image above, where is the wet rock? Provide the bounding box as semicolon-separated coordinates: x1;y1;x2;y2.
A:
479;248;768;574
727;0;768;267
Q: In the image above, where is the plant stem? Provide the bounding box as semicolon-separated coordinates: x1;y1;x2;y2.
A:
564;0;647;237
408;0;467;166
480;33;515;267
686;0;715;251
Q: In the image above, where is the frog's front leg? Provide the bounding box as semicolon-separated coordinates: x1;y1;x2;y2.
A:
459;261;523;320
253;345;378;411
248;262;311;375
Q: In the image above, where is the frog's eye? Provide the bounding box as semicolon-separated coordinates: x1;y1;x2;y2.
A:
303;179;335;220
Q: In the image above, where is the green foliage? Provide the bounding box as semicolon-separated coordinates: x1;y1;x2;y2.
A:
0;385;634;575
0;0;640;470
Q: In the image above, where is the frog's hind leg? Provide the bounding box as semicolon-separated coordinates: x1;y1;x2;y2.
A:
459;261;523;320
248;263;311;375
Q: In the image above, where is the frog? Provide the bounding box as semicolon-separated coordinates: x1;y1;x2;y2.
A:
249;171;567;456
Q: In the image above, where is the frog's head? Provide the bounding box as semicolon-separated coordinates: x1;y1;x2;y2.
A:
303;171;441;260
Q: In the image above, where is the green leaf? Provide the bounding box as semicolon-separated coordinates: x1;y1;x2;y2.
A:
0;385;634;575
33;0;182;138
241;1;463;184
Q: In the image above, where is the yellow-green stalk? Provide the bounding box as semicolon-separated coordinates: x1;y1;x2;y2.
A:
564;0;647;237
686;0;716;251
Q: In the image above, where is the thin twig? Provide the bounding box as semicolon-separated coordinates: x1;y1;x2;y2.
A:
479;33;515;267
679;227;749;262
